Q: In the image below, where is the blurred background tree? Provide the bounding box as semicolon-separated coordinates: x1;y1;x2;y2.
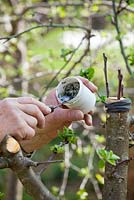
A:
0;0;134;200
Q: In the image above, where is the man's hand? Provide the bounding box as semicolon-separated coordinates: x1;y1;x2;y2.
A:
44;76;97;131
0;97;51;142
21;77;97;152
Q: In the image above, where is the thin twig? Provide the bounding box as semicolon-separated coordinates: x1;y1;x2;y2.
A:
64;32;91;78
96;0;134;13
110;157;134;176
121;84;124;97
103;53;110;98
35;153;56;176
117;69;123;100
34;160;63;166
59;144;70;197
112;0;132;75
117;0;123;13
39;34;89;99
90;177;102;200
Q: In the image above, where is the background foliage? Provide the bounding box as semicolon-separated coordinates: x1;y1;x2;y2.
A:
0;0;134;200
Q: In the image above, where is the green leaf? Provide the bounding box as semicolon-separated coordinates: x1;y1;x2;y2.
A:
111;154;120;160
127;0;134;5
107;159;116;166
57;7;66;18
97;148;107;160
60;48;73;61
51;186;59;196
96;173;104;184
58;127;77;144
80;67;95;81
98;159;105;169
79;167;90;177
50;144;64;154
115;34;121;41
91;4;99;12
97;149;120;166
77;189;88;200
0;192;4;199
96;95;107;103
76;147;83;156
95;135;105;143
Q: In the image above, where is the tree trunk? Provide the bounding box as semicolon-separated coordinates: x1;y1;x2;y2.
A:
103;99;130;200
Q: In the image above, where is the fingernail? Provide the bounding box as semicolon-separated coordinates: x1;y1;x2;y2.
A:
46;107;51;113
75;111;84;120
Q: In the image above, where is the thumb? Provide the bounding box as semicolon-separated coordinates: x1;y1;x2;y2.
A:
54;108;84;122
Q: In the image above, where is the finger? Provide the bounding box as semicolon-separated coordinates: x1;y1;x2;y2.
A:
18;104;46;128
53;108;84;122
12;122;35;141
20;111;38;129
17;97;51;115
84;114;92;126
77;76;98;92
23;126;35;140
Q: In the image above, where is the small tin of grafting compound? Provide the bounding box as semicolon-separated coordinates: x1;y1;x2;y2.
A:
56;77;96;114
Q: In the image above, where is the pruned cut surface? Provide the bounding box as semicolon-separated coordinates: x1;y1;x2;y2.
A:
6;137;20;154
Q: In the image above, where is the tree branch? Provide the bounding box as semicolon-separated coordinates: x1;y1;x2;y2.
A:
0;23;89;43
0;157;9;168
112;0;132;75
0;135;57;200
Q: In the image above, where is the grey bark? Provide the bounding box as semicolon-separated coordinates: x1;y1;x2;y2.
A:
103;111;129;200
0;136;56;200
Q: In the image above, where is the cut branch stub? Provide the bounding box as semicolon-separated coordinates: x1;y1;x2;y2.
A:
6;137;20;154
0;135;56;200
0;135;20;156
103;97;131;200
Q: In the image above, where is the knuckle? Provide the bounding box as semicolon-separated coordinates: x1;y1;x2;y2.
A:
26;129;35;139
34;118;38;125
34;107;44;120
16;125;24;133
14;128;26;140
11;111;20;121
32;118;38;127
